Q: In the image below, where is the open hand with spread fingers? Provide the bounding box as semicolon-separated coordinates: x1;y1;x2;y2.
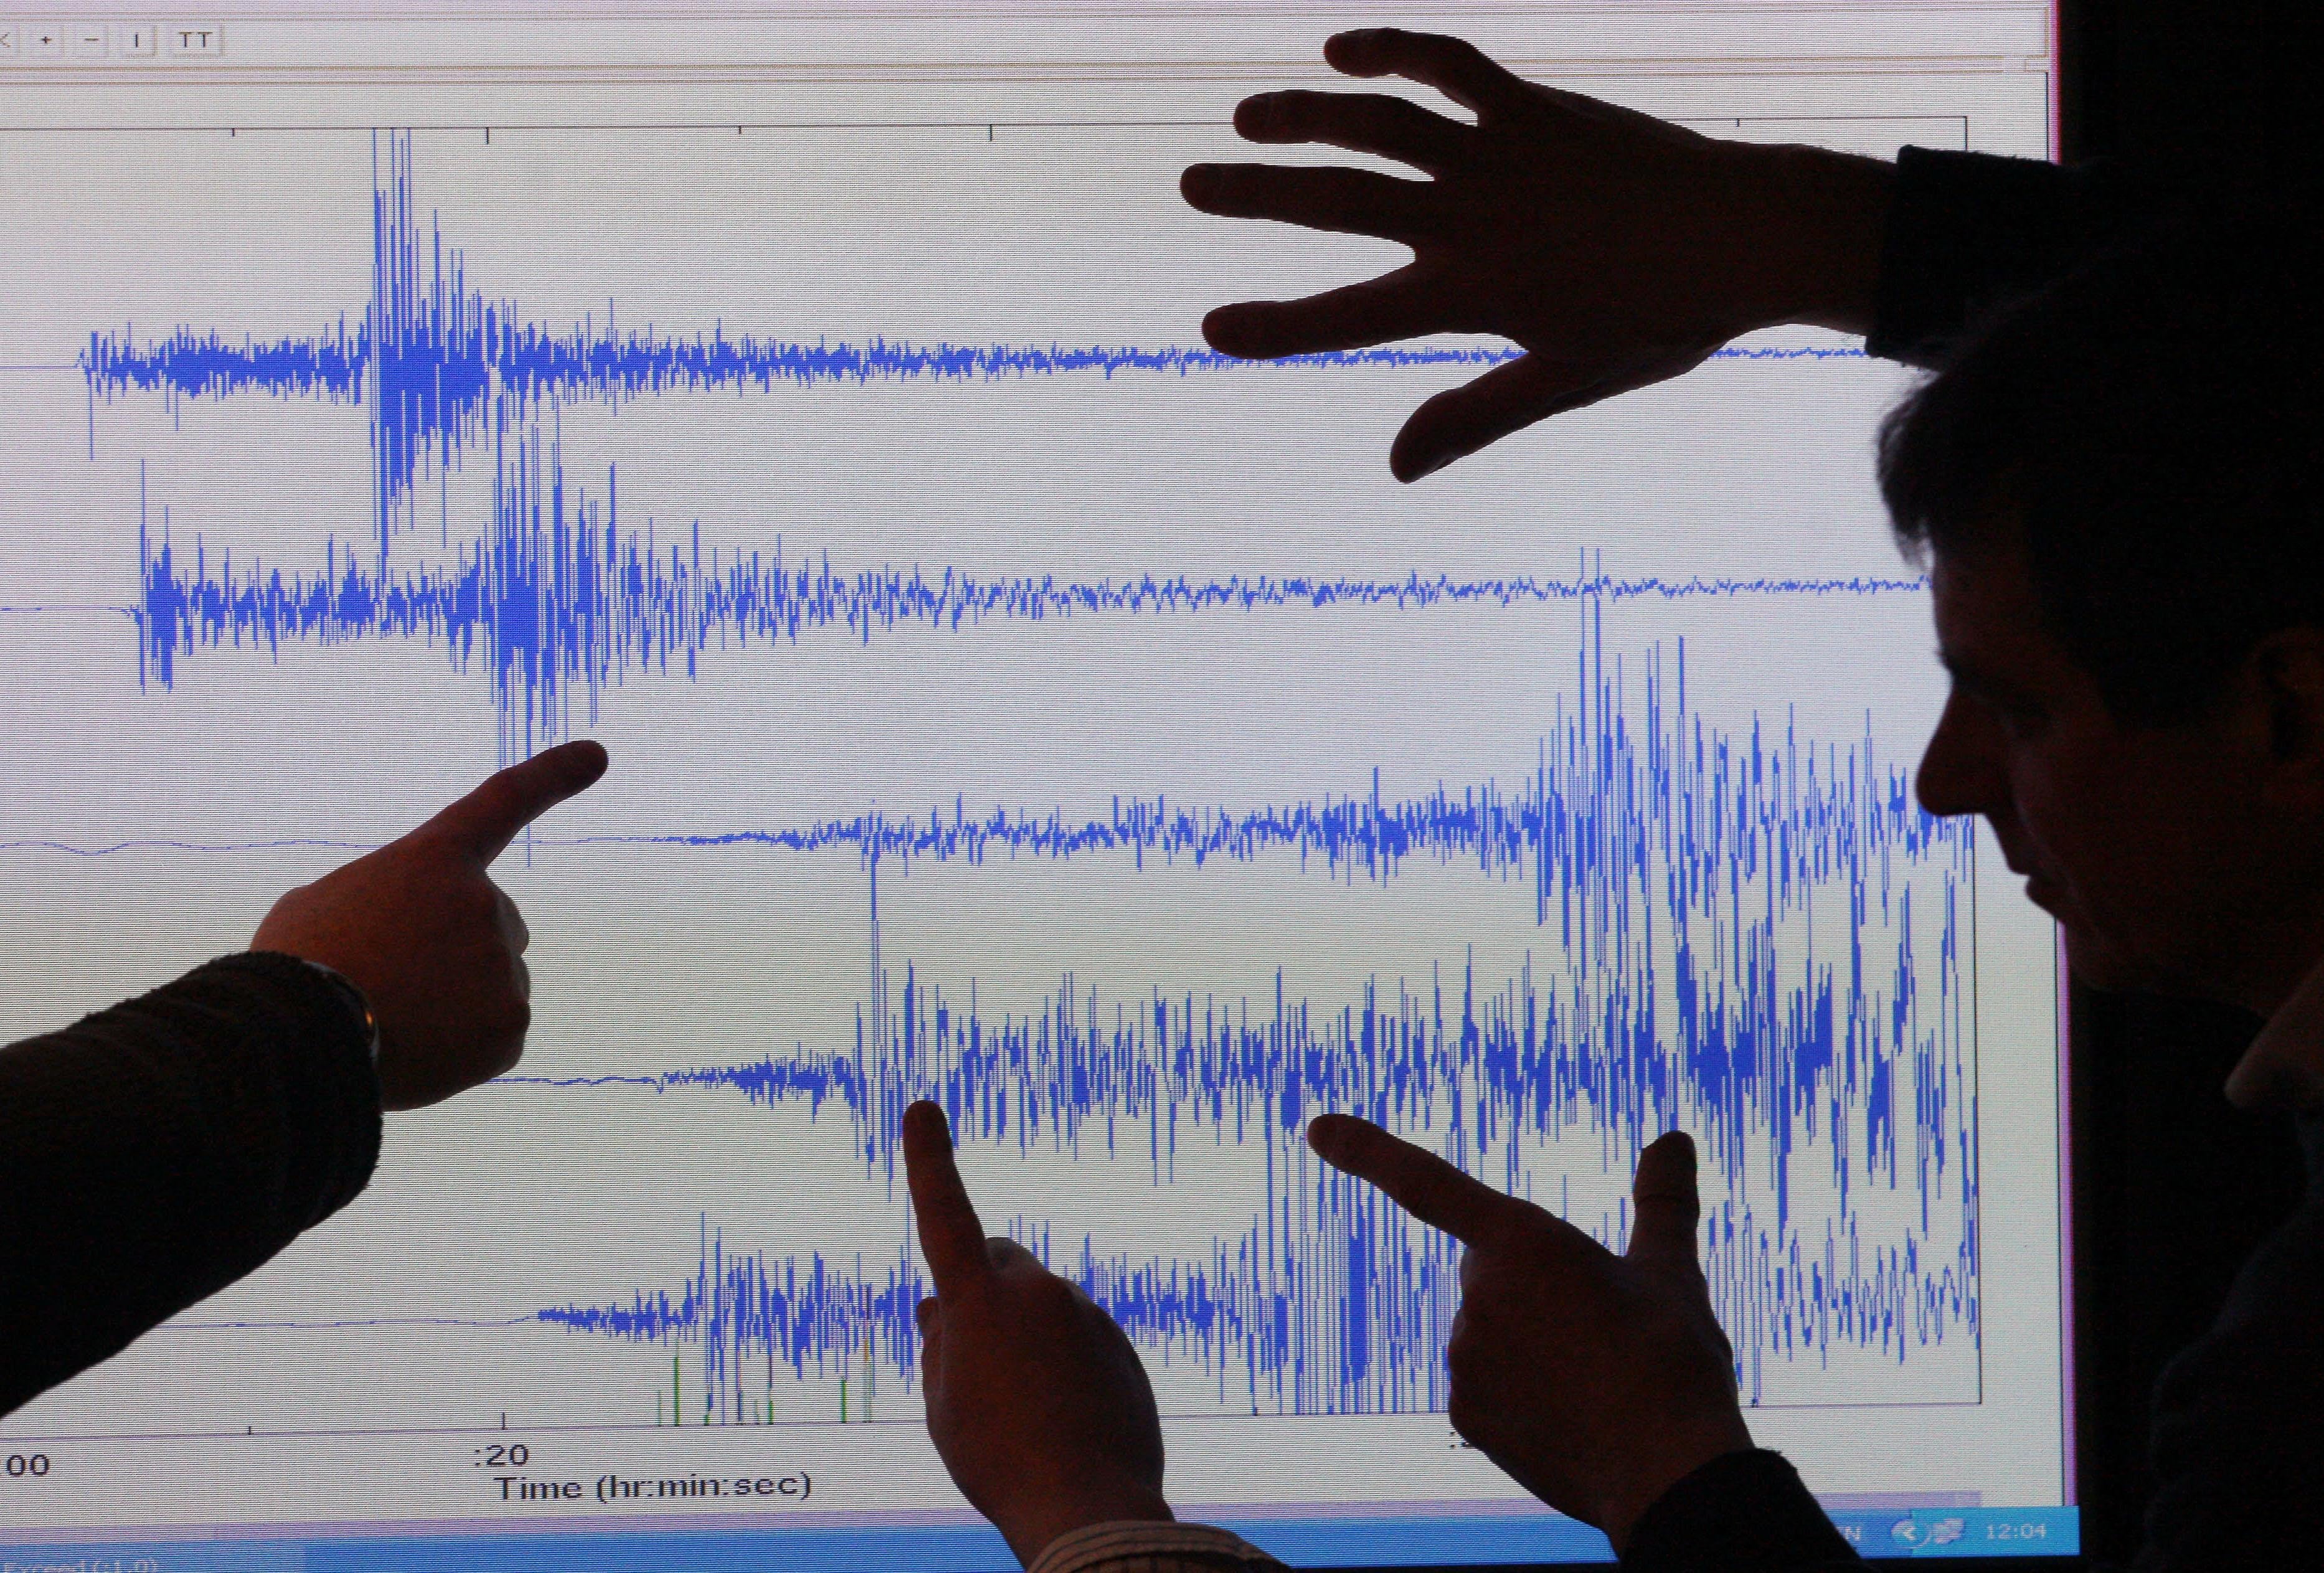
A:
1182;28;1892;480
1306;1113;1754;1552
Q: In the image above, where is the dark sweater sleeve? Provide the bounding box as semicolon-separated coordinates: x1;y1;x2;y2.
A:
1620;1450;1863;1572
0;952;383;1416
1868;147;2142;367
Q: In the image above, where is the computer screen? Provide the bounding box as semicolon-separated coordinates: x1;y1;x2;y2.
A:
0;3;2073;1566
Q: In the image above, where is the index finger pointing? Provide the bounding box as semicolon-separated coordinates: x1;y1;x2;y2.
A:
904;1101;991;1298
415;739;610;864
1306;1114;1531;1247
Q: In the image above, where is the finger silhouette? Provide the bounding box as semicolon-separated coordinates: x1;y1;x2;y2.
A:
1626;1130;1703;1268
914;1297;945;1394
1202;266;1442;359
1391;349;1715;480
416;739;610;864
983;1236;1044;1275
1306;1113;1530;1247
1388;354;1590;480
493;889;531;955
1232;89;1475;174
905;1101;993;1298
1323;28;1531;116
1179;163;1440;243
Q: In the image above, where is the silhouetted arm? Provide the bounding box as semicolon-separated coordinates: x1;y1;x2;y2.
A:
0;953;381;1416
0;740;613;1418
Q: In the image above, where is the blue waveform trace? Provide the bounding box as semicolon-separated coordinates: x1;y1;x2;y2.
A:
555;717;1935;931
93;130;1897;757
540;917;1973;1415
532;618;1976;1415
134;418;1925;763
80;131;1868;553
0;734;1933;917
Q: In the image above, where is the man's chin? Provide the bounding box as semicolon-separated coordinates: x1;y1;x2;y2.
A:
2056;916;2132;991
2061;938;2140;994
2059;923;2206;999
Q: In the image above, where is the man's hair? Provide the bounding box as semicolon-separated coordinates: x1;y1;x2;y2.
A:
1878;215;2324;722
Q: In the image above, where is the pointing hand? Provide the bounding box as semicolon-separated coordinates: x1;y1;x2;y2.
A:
1307;1113;1752;1550
904;1100;1173;1567
251;740;609;1110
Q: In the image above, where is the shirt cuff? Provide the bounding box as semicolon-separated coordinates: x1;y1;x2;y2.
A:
290;957;381;1065
1621;1449;1862;1571
1867;146;2120;367
1027;1520;1288;1573
205;950;385;1224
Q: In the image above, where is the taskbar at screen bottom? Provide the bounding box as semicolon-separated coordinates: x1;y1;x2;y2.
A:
2;1507;2078;1569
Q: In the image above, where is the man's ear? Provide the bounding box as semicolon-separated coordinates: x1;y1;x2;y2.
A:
2252;626;2324;803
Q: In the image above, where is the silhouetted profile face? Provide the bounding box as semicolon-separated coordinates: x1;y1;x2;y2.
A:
1914;522;2305;1004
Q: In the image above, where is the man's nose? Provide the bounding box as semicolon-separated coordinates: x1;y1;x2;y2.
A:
1915;690;2006;820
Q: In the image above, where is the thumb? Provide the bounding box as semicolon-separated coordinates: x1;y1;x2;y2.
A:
916;1297;945;1399
1389;347;1717;481
1389;354;1596;481
1626;1130;1702;1268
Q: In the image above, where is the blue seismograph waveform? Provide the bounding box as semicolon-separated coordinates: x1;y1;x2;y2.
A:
90;131;1889;757
527;631;1978;1417
83;132;1863;546
53;129;1978;1425
131;431;1924;758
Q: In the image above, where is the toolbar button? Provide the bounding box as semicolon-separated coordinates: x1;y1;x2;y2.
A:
118;24;159;56
28;24;67;59
168;22;222;57
74;24;109;57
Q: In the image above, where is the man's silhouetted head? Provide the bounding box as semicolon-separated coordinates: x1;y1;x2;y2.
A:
1881;220;2324;1008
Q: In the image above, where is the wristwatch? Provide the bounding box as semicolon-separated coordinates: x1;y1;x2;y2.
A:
299;958;381;1067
